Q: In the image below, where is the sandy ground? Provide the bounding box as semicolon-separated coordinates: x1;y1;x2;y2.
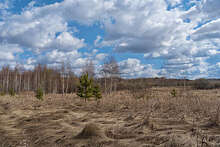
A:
1;88;220;147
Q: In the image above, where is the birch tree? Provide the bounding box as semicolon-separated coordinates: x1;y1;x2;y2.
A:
82;59;95;78
101;56;120;94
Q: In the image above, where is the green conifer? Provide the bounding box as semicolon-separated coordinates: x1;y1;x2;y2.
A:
35;87;44;100
93;84;102;100
77;73;94;102
171;89;177;97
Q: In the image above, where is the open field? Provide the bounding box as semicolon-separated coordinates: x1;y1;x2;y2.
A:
1;87;220;147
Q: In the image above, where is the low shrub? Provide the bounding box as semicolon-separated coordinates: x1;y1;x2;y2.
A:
170;89;177;97
35;88;44;100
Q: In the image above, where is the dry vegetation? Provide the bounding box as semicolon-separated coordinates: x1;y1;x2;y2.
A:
1;87;220;147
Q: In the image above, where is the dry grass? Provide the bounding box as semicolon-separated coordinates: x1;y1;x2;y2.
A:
0;87;220;146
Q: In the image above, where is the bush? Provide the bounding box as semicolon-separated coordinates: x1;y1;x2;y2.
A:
35;88;44;100
170;89;177;97
9;88;15;96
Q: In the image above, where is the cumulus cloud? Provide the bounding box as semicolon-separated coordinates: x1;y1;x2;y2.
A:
37;50;81;64
0;3;85;53
103;0;184;53
0;43;23;61
48;32;85;51
119;58;159;78
31;0;114;25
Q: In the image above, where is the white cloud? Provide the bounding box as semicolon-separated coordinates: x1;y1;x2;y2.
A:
95;53;107;61
192;19;220;41
119;58;159;78
200;0;220;20
0;14;66;50
94;35;102;46
0;3;86;53
37;50;81;64
0;43;23;68
32;0;115;25
101;0;187;54
0;51;14;60
49;32;85;51
0;43;23;61
166;0;182;7
160;56;211;79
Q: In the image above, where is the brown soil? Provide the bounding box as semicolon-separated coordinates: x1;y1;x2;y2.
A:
1;88;220;147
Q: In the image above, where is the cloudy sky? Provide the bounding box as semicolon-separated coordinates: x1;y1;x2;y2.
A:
0;0;219;79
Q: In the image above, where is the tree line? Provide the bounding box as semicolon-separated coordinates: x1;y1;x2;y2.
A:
1;55;218;96
0;64;78;95
0;56;121;95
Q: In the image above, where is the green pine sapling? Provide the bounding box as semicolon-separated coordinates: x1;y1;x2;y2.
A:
35;87;44;100
171;89;177;97
77;73;94;102
93;84;102;100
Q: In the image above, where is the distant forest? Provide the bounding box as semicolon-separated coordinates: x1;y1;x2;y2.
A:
0;58;220;95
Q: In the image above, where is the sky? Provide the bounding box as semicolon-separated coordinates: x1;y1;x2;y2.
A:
0;0;219;79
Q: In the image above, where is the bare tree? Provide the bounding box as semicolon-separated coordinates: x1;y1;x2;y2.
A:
82;59;95;78
60;62;66;95
65;63;72;94
1;65;11;93
101;56;120;94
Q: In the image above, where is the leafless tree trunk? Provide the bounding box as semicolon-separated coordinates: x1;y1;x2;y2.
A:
101;56;120;94
104;76;107;94
27;74;30;91
82;59;95;78
60;62;65;95
6;67;9;92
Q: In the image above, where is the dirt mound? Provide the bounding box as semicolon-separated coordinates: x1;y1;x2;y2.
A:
75;123;105;139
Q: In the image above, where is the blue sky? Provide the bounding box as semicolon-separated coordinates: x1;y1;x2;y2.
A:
0;0;219;79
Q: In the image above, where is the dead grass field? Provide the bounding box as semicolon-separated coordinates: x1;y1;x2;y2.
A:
1;87;220;147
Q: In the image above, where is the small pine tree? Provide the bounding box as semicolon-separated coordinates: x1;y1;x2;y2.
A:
77;73;94;102
170;89;177;97
93;84;102;100
9;88;15;97
35;87;44;100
